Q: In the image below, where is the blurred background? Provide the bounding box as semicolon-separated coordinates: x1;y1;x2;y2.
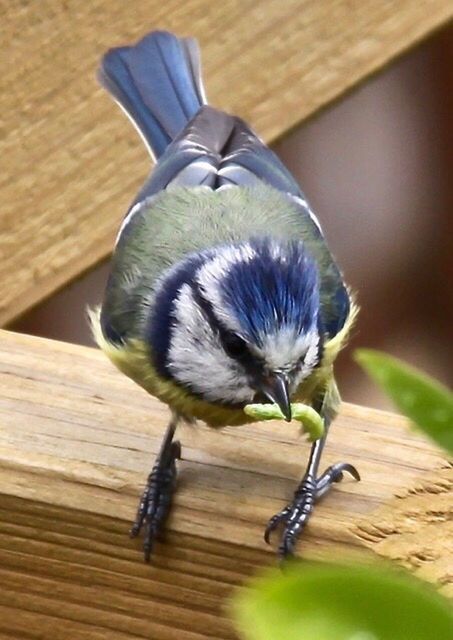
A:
12;28;452;410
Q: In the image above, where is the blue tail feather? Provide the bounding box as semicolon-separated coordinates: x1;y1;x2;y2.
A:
99;31;206;159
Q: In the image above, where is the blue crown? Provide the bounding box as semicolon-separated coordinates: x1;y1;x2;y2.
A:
219;238;320;345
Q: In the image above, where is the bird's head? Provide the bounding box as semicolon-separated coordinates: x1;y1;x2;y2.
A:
148;238;323;420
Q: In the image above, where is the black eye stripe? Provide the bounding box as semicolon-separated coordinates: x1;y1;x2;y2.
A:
191;285;243;348
190;285;223;333
191;285;260;371
222;333;248;358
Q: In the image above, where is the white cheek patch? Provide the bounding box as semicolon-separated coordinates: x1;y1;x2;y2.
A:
168;284;254;404
195;244;256;336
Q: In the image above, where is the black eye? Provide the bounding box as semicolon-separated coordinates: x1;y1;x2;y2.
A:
223;333;249;359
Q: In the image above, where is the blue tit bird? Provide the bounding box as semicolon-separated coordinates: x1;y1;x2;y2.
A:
91;30;360;561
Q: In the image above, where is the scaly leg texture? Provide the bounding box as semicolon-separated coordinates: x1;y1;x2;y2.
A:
130;418;180;561
265;387;360;558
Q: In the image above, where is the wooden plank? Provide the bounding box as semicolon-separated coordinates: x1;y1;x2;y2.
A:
355;467;452;592
1;0;452;325
0;329;450;638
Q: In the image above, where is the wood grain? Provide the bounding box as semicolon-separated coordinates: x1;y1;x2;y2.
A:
355;466;452;596
0;329;450;638
1;0;452;325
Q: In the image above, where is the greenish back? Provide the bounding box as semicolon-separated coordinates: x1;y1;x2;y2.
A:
103;184;348;340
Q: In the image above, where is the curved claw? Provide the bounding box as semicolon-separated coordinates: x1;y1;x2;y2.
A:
341;462;361;482
264;513;285;544
318;462;361;486
329;462;361;483
265;463;360;559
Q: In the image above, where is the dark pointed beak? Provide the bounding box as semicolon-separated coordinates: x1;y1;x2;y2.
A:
259;373;292;422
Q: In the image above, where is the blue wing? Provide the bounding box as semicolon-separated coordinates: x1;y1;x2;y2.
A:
138;105;351;338
99;31;350;337
136;105;304;198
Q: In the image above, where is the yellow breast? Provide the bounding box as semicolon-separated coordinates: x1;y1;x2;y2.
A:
89;302;358;428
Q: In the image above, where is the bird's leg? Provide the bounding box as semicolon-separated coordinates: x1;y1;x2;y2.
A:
265;398;360;558
130;416;181;562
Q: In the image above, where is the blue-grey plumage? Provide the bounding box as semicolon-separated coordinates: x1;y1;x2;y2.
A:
92;30;359;560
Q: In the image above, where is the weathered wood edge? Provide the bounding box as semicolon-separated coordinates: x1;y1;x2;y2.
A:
0;329;450;637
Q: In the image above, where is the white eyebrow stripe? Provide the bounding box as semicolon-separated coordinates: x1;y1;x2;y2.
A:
195;244;257;336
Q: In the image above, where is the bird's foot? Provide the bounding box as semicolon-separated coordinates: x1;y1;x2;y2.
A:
130;440;181;562
264;462;360;558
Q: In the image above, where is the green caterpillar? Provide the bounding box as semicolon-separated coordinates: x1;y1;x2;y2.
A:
243;403;324;442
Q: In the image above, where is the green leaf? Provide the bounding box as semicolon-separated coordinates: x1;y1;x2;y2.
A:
354;349;453;454
232;563;453;640
243;403;324;441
